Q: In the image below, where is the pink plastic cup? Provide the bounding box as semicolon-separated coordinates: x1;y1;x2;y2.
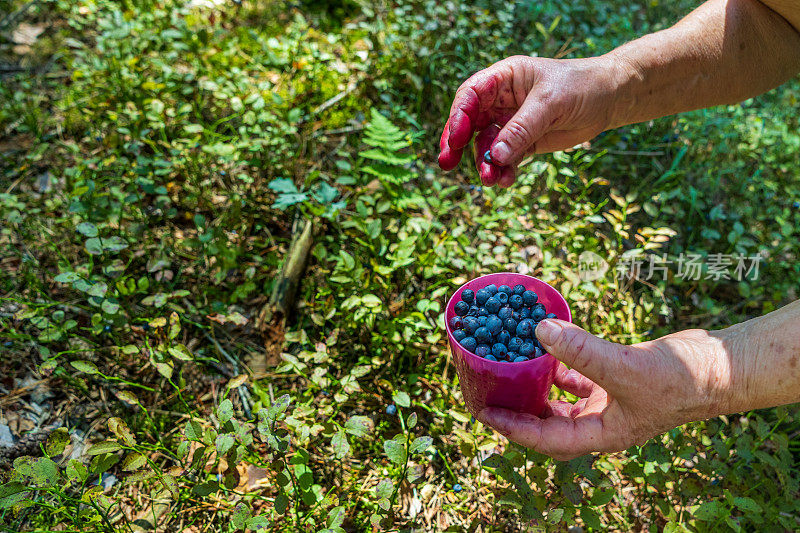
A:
445;273;572;418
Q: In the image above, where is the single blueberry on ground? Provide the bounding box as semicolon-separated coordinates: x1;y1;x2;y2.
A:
492;343;508;359
485;297;502;314
454;301;469;316
516;319;535;338
449;316;463;330
474;326;492;344
522;290;538;306
453;329;467;342
496;292;509;304
478;316;488;327
498;284;512;295
103;325;111;332
484;284;498;296
453;483;463;493
484;354;497;361
504;318;517;333
461;337;477;352
520;342;536;357
531;305;546;321
498;306;513;320
508;337;523;352
475;344;491;358
519;307;531;319
497;330;511;346
486;315;503;335
461;289;475;304
509;294;523;310
513;356;529;363
794;201;800;209
386;404;397;416
475;289;491;306
463;316;479;334
545;312;558;319
513;284;526;295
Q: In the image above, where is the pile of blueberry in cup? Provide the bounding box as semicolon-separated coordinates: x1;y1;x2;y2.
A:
449;283;557;362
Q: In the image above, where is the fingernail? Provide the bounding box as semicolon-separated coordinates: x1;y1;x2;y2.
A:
491;141;511;164
536;320;562;346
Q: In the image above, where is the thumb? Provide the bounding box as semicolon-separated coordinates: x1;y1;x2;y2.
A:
535;319;619;387
489;96;555;166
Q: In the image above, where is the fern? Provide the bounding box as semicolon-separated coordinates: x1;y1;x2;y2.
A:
359;109;416;185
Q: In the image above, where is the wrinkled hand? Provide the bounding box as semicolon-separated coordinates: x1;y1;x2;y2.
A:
476;319;728;460
437;55;623;187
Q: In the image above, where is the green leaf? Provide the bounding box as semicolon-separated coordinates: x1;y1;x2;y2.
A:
274;493;289;515
268;178;298;194
54;272;80;283
216;433;235;455
168;344;194;361
733;496;761;514
245;516;270;530
580;507;602;530
217;399;234;424
184;420;204;441
108;417;136;446
85;238;103;255
101;299;120;314
693;500;727;521
383;439;407;465
203;143;236;157
76;222;99;237
192;481;220;496
327;506;345;528
121;452;147;471
86;281;108;297
273;192;308;210
231;502;251;530
344;416;371;437
331;429;350;459
406;412;418;429
87;441;122;456
0;482;30;510
409;436;432;454
70;360;100;375
46;428;69;457
392;391;410;408
66;460;88;482
375;478;393;499
314;182;338;204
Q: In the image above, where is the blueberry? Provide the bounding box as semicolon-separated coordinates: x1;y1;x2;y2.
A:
496;292;509;304
386;404;397;416
3;341;12;347
509;294;523;310
463;317;479;335
520;342;536;357
461;337;477;352
516;319;535;338
504;318;517;333
475;289;490;306
511;311;521;322
794;201;800;209
497;330;511;346
483;149;492;164
103;325;111;332
449;316;463;330
545;313;558;319
461;289;475;304
531;305;546;321
475;326;492;344
522;290;538;306
453;329;467;342
519;307;531;319
475;344;492;358
486;315;503;336
467;305;480;317
477;308;489;317
455;301;469;316
498;284;512;295
485;297;501;314
534;346;544;358
478;316;488;327
498;306;513;321
484;354;497;362
513;356;529;363
484;284;498;296
491;343;508;359
453;483;463;492
513;284;526;296
508;337;523;353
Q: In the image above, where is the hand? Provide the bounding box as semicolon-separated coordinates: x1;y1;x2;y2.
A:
437;55;625;187
475;319;729;460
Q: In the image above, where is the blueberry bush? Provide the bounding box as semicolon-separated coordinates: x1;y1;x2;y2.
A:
1;0;799;531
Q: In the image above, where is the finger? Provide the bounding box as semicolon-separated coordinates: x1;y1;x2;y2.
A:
448;71;500;150
489;95;556;166
473;125;500;167
554;363;597;398
479;406;605;460
531;127;600;154
496;164;516;188
479;163;501;186
438;119;464;171
546;400;576;418
535;320;620;388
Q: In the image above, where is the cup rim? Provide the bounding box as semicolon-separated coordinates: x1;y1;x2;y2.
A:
445;272;572;368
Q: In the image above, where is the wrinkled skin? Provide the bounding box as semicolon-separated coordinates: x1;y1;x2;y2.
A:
437;56;621;187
